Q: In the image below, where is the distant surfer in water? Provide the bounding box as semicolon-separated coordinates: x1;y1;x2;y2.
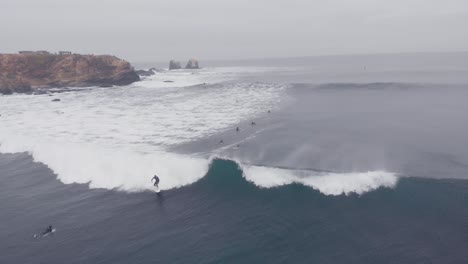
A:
44;225;53;234
152;175;160;188
34;225;54;238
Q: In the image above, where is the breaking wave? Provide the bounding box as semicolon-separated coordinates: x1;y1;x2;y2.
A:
0;67;399;196
242;164;397;195
0;133;398;196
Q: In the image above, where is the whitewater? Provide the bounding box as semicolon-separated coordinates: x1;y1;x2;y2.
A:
0;67;398;195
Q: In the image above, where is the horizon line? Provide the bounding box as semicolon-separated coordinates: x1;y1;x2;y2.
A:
132;50;468;64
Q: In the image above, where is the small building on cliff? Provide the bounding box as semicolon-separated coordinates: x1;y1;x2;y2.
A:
18;50;50;55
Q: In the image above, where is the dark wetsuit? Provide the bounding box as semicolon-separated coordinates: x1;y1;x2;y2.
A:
152;175;160;187
41;226;53;236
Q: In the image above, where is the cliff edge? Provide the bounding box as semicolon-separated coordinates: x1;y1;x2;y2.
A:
0;53;140;94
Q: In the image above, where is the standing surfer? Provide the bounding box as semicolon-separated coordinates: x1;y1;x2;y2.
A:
151;175;160;188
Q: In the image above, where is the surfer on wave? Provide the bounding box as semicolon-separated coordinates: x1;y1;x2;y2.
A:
151;175;160;188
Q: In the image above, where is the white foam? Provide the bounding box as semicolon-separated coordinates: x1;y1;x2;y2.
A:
0;67;287;192
0;82;286;148
0;133;208;192
0;131;397;195
0;66;397;196
242;165;398;195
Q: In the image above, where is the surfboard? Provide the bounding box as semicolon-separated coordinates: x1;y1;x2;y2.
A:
154;186;161;193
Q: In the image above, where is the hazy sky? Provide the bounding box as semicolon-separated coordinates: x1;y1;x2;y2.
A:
1;0;467;62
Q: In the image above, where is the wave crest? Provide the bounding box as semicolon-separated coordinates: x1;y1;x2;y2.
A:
0;133;397;196
242;165;398;195
0;134;209;192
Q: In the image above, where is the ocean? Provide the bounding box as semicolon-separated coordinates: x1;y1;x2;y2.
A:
1;52;468;263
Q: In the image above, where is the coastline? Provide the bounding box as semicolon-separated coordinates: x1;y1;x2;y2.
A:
0;53;140;95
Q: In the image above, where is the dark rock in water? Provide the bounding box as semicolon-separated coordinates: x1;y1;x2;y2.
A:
33;89;50;95
85;69;139;86
0;78;32;95
185;59;200;69
13;84;32;93
163;80;174;83
136;68;156;77
0;87;13;95
51;98;61;102
169;60;182;70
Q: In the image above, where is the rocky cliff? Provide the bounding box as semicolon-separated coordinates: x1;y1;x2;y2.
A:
0;53;140;94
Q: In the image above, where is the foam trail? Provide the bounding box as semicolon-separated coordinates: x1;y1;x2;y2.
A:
242;165;398;196
0;134;209;192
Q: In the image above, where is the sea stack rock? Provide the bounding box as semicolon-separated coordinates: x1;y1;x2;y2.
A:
185;59;200;69
0;52;140;94
169;60;182;70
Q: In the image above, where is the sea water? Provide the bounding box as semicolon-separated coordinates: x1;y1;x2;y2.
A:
1;52;468;263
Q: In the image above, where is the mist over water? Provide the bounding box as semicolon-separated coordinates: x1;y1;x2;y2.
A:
220;82;468;179
2;52;468;263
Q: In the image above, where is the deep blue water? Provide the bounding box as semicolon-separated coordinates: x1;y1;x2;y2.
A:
2;154;468;263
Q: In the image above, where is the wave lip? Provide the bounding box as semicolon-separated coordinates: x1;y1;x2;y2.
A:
0;132;397;196
242;165;398;196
